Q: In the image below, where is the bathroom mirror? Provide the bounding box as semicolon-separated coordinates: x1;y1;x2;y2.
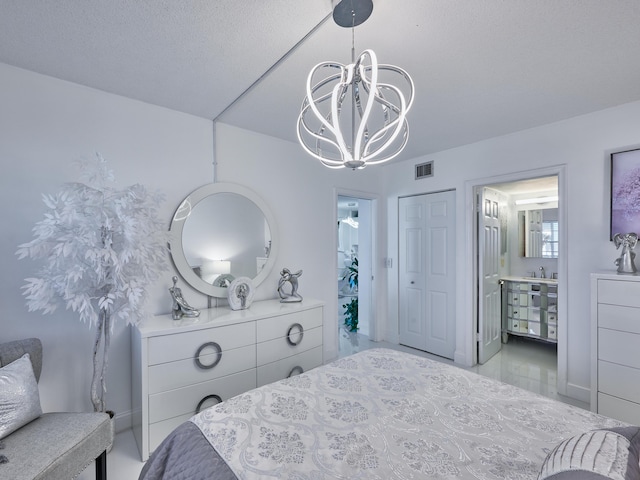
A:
518;208;558;258
169;183;279;298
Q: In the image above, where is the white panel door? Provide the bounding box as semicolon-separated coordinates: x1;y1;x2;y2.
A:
399;190;456;359
478;187;504;364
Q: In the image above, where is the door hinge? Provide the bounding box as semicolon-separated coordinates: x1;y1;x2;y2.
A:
475;332;481;342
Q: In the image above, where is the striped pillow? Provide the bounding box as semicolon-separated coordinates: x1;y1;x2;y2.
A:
538;427;640;480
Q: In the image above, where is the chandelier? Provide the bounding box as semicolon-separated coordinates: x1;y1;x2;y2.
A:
297;0;414;170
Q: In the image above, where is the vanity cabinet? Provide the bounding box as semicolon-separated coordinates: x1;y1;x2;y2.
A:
591;273;640;425
131;298;324;460
501;277;558;343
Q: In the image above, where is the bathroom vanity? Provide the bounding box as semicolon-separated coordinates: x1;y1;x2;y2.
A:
501;276;558;343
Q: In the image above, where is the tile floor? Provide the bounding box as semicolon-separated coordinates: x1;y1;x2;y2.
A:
338;327;588;409
79;329;586;479
77;426;144;479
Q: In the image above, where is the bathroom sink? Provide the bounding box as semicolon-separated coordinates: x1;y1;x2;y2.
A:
501;275;558;284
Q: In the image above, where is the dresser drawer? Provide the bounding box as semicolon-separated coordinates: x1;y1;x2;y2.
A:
148;368;256;423
512;308;528;320
148;321;255;365
508;292;529;306
149;414;190;454
597;392;640;425
257;346;323;387
527;321;540;336
148;344;256;394
597;279;640;308
597;304;640;335
256;307;322;343
598;360;640;404
257;325;322;366
598;328;640;369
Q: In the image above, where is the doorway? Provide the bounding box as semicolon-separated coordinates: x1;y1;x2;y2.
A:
337;195;372;338
473;172;562;385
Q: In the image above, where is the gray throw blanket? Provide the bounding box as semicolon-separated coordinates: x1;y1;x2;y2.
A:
0;439;7;463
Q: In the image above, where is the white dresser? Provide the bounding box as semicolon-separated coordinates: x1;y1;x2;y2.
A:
131;298;324;460
591;273;640;425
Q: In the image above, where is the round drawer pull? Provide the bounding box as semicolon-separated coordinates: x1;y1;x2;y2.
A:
288;365;304;378
194;341;222;369
286;323;304;346
196;394;222;414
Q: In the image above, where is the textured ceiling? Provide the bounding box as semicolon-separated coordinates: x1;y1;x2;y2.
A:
2;0;640;163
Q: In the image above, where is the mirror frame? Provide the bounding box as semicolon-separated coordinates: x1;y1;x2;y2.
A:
517;207;559;259
169;182;279;298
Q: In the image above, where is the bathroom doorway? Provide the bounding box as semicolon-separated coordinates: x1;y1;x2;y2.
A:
471;168;567;395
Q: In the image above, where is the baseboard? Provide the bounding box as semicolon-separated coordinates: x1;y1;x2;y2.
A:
565;382;591;404
324;346;338;364
453;349;470;367
113;409;132;434
385;328;399;344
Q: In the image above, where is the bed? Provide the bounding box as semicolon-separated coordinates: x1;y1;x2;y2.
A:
139;348;639;479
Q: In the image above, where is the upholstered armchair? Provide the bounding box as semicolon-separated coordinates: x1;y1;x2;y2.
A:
0;338;113;479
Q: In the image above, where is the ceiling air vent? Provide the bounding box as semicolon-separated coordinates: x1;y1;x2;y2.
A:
415;161;433;179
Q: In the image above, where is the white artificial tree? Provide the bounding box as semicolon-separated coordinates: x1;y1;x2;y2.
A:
16;153;168;412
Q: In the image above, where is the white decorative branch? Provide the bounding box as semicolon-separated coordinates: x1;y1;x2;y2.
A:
16;153;168;411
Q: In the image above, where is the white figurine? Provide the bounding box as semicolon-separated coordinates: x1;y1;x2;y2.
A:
278;268;303;303
614;233;638;274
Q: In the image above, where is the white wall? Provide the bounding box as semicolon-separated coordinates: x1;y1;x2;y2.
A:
5;58;640;419
383;99;640;401
212;123;385;361
0;63;213;430
0;63;387;431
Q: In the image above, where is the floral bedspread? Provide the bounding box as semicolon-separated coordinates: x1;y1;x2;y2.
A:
191;348;622;479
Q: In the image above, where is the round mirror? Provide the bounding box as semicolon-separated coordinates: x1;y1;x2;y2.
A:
169;183;278;298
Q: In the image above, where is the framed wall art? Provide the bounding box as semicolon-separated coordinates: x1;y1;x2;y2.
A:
611;147;640;240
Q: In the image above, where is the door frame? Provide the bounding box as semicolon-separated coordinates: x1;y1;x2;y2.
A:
333;188;380;342
465;164;568;396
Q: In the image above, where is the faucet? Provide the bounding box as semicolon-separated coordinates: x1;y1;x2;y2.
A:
539;266;546;279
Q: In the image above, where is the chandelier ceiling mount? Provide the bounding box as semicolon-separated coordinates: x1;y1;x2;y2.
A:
332;0;373;28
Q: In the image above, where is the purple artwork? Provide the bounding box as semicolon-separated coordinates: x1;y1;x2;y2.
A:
611;148;640;240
